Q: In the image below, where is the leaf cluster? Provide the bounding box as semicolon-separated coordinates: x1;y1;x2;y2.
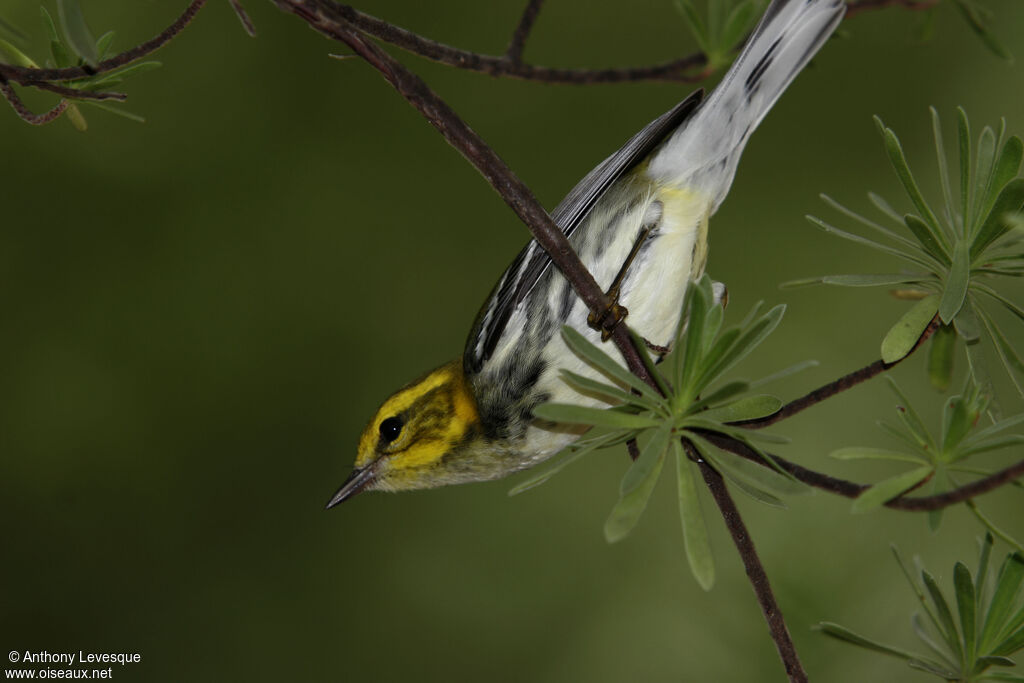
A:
674;0;765;69
832;378;1023;541
0;1;159;127
788;109;1024;397
514;275;813;590
819;535;1024;682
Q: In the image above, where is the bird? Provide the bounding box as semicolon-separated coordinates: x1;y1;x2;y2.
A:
327;0;846;507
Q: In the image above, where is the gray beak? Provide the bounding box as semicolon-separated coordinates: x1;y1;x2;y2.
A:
325;465;377;509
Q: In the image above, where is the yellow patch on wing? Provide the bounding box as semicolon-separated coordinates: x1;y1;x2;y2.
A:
656;185;711;277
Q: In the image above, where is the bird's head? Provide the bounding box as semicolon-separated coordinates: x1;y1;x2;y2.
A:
326;359;483;507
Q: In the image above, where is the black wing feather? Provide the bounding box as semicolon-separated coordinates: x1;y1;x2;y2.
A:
465;89;705;372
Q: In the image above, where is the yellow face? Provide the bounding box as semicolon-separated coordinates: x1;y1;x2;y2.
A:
327;359;482;505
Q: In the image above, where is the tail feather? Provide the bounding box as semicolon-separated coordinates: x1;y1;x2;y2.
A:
646;0;845;210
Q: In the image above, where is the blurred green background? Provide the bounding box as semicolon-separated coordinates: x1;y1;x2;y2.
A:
2;0;1023;681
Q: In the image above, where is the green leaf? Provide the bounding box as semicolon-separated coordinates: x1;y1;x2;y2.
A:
975;283;1024;324
957;299;984;345
877;117;948;251
960;108;974;226
750;360;819;388
39;5;60;42
887;377;938;451
980;135;1024;223
807;215;937;270
560;369;662;413
991;625;1024;658
720;0;758;50
80;100;145;123
620;422;673;497
821;273;930;287
674;0;710;54
952;0;1012;62
673;441;715;590
906;214;952;265
604;438;668;543
932;107;957;234
867;191;908;225
881;294;939;363
923;569;966;662
851;466;933;513
910;612;958;667
703;451;785;508
826;192;923;250
927;468;949;532
907;658;964;678
928;324;956;391
65;103;88;131
508;431;624;495
977;533;995;603
955;562;978;662
962;412;1024;445
701;300;724;356
939;240;971;324
88;60;162;87
704;443;809;496
0;17;27;42
974;125;999;232
830;447;926;464
978;311;1024;396
561;326;659;401
688;381;751;414
980;553;1024;653
980;672;1024;681
679;279;710;394
973;179;1024;259
95;30;115;60
701;394;781;423
58;0;98;66
0;39;38;67
698;304;785;388
815;621;930;661
533;403;660;429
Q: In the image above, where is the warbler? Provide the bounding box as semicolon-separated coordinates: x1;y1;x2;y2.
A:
327;0;845;507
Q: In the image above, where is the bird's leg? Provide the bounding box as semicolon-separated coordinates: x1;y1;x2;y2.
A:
588;225;654;341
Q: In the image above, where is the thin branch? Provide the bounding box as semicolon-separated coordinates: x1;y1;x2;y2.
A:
695;448;807;683
0;0;207;83
698;430;1024;511
0;82;68;125
965;499;1024;553
272;0;659;389
506;0;545;64
303;2;708;84
228;0;258;37
846;0;941;19
24;81;127;102
740;316;940;429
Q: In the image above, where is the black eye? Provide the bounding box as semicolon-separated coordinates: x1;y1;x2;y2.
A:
379;416;403;444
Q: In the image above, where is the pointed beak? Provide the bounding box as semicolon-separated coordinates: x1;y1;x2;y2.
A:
325;464;377;509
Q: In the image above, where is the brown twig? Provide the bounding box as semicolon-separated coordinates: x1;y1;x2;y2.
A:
694;446;807;683
0;81;68;124
228;0;258;37
272;0;659;389
24;81;127;102
304;2;708;84
506;0;545;64
739;316;940;429
698;430;1024;511
0;0;208;83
